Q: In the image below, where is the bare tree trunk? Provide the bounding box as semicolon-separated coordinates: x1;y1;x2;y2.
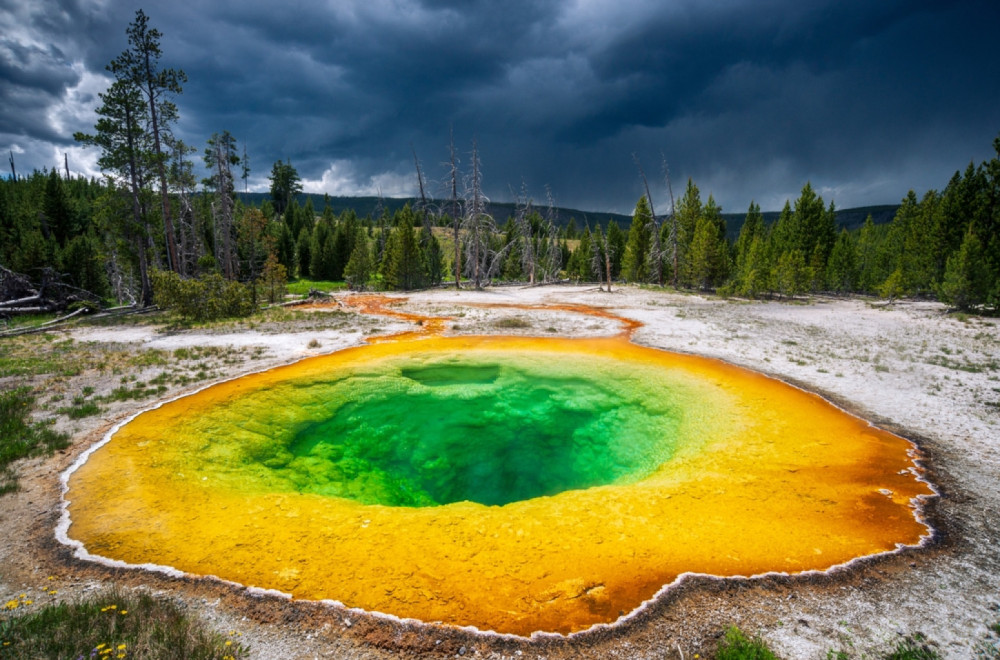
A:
413;146;432;235
634;154;662;286
591;225;612;293
8;150;15;180
142;52;179;274
449;128;461;288
662;155;679;287
513;180;536;284
123;100;152;306
471;141;482;289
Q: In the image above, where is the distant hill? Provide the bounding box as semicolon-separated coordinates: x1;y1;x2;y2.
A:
236;193;899;239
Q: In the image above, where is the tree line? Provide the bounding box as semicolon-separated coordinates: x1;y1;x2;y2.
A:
2;10;998;318
607;140;1000;312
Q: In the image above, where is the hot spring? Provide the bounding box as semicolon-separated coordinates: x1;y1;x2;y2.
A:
61;302;933;636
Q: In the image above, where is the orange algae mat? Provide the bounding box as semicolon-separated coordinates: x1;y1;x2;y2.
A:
62;302;934;637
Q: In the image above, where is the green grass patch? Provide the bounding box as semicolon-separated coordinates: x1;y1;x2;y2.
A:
0;312;61;331
716;626;779;660
99;383;168;403
0;588;248;659
286;278;347;295
883;633;940;659
0;388;70;495
58;399;102;419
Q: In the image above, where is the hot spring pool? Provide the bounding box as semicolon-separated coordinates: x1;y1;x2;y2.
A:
61;312;933;636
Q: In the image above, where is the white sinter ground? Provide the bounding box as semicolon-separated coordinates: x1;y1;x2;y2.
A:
1;285;997;659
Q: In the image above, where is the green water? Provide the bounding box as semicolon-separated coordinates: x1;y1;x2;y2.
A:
165;348;706;508
264;355;686;506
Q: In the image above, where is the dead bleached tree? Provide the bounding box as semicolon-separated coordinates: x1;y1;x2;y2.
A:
462;140;492;289
412;145;434;235
540;185;563;281
591;223;614;292
447;128;462;288
0;265;100;315
168;136;199;276
204;131;239;279
634;153;663;286
511;180;537;284
662;154;679;287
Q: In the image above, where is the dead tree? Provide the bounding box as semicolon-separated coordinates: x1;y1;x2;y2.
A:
168;136;199;276
462;139;492;289
0;265;100;315
412;146;434;237
541;186;563;281
511;180;537;284
8;149;15;180
591;224;614;292
204;132;239;279
634;154;663;286
447;128;461;288
662;154;679;287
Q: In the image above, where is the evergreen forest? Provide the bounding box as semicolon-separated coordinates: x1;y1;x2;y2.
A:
2;10;999;322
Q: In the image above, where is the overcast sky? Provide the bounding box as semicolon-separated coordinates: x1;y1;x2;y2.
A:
2;0;998;214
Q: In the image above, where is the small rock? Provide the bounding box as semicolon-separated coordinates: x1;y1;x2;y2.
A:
459;646;466;655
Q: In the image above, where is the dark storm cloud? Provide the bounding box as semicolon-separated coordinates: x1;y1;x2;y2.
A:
3;0;998;214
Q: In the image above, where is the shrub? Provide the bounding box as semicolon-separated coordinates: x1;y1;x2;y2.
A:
151;271;254;322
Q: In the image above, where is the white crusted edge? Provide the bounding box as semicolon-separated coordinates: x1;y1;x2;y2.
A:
54;339;941;642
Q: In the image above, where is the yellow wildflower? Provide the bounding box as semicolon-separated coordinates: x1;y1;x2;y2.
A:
117;644;127;650
225;640;232;647
120;610;128;615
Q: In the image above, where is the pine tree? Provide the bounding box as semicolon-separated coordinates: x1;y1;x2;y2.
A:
571;226;595;281
43;169;76;246
733;201;764;278
344;234;373;290
309;220;332;280
732;202;768;296
421;223;444;285
74;78;155;305
623;196;653;282
702;194;729;282
739;234;770;298
903;190;941;294
855;215;884;293
111;9;186;274
268;160;301;218
775;249;808;299
606;220;626;279
688;215;723;290
296;226;311;278
675;179;702;287
384;215;424;290
826;229;858;294
939;228;989;310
